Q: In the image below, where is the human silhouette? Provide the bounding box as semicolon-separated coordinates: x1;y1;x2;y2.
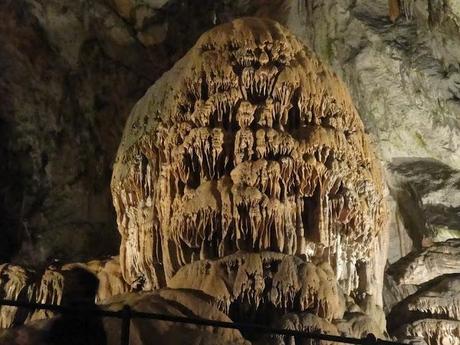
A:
46;268;107;345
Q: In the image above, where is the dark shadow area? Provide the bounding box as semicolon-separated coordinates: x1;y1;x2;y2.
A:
46;268;107;345
424;204;460;231
0;118;22;262
388;157;457;195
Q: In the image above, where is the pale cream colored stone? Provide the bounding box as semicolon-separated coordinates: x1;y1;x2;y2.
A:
111;19;388;307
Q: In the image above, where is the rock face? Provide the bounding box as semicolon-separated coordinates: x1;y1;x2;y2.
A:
386;240;460;344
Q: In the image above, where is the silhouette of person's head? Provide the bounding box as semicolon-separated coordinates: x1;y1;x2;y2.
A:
48;267;106;345
62;267;99;305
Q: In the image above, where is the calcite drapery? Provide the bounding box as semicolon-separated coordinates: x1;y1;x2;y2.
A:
0;257;128;328
111;17;387;311
168;252;345;320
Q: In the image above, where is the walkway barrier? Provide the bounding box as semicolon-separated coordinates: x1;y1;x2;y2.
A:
0;299;406;345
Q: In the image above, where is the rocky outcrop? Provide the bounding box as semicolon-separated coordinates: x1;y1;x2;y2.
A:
387;241;460;343
388;239;460;285
0;257;128;328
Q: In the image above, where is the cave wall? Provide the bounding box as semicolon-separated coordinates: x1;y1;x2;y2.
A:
2;0;459;267
1;0;460;343
0;0;248;264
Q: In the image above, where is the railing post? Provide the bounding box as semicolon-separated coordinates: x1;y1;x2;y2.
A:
120;305;131;345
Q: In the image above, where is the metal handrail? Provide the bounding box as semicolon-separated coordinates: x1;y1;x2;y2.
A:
0;299;406;345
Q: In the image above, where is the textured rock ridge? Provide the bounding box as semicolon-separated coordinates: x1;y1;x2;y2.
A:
111;19;387;310
388;238;460;285
0;257;128;328
387;240;460;343
169;252;345;321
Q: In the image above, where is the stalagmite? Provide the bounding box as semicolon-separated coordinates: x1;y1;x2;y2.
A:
110;20;387;333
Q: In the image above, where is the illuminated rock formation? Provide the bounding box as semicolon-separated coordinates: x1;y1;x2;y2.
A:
388;240;460;344
389;239;460;285
0;257;128;328
111;16;388;337
0;16;389;344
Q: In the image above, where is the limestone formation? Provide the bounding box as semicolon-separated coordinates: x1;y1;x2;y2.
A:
388;239;460;285
0;12;392;345
0;257;128;329
111;19;387;318
169;252;345;321
2;1;460;344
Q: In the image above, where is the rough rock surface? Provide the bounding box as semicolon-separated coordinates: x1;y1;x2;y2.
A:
109;16;388;342
0;257;128;328
388;238;460;285
2;1;460;344
111;18;387;306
